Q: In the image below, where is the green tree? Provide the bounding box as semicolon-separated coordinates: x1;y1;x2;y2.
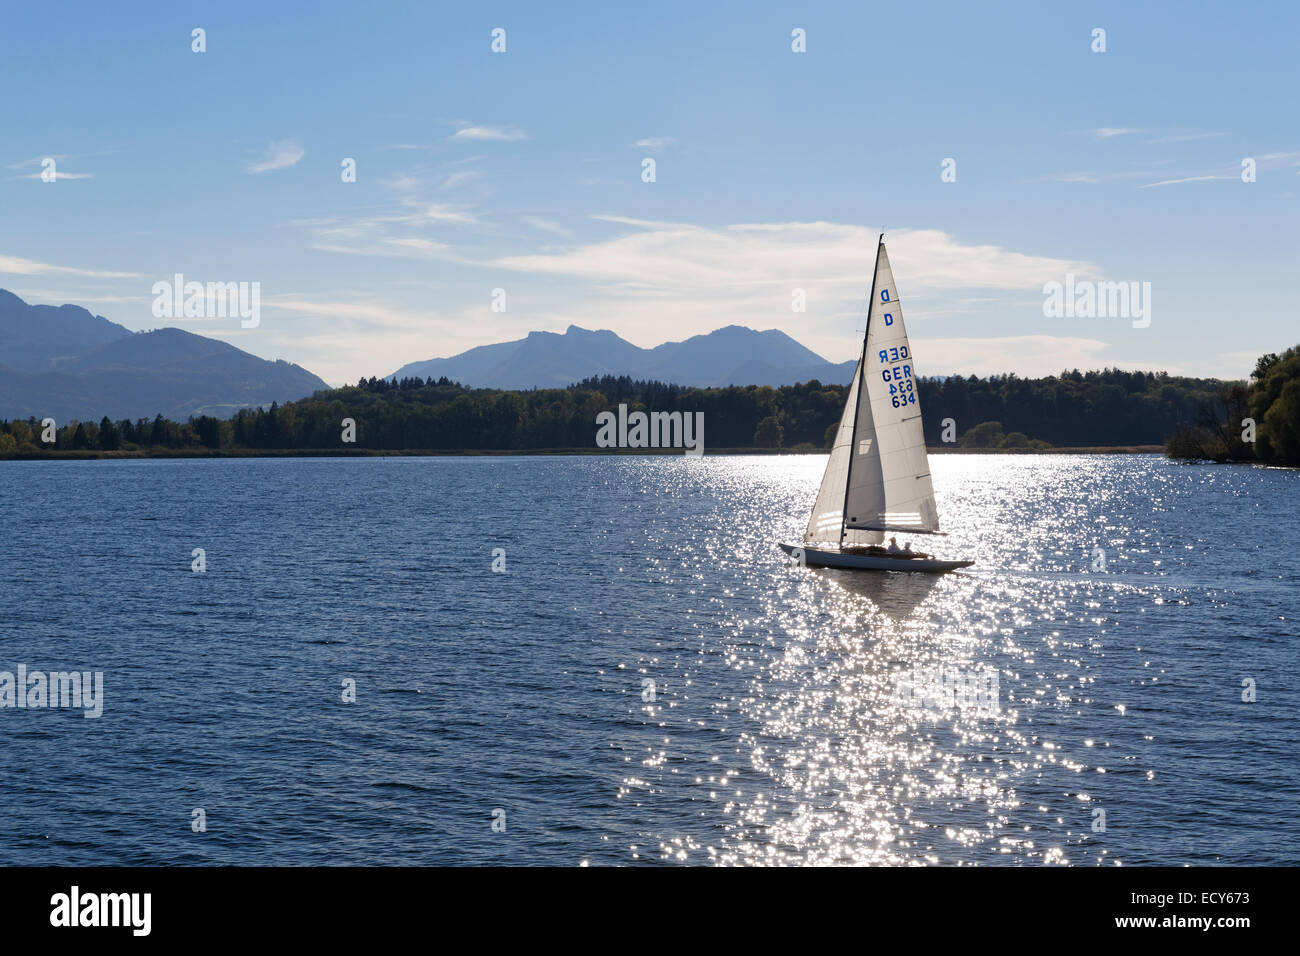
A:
192;415;222;449
754;415;784;448
1248;345;1300;465
960;421;1004;448
1262;379;1300;465
98;416;120;450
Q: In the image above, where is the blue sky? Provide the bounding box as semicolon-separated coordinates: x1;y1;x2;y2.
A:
2;1;1296;385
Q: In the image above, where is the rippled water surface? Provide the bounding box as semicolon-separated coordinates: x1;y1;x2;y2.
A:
1;454;1296;865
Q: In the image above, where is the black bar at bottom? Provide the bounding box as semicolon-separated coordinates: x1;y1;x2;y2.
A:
0;865;1281;941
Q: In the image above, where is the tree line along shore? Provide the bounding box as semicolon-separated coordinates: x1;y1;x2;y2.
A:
2;349;1297;466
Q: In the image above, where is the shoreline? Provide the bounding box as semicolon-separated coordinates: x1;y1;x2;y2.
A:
0;445;1168;461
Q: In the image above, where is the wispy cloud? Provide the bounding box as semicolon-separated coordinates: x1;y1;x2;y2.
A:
421;203;477;224
1037;173;1104;184
6;289;149;305
264;296;437;331
1136;152;1299;188
439;170;480;190
452;125;526;142
0;253;140;278
247;139;304;174
386;237;451;254
8;154;68;169
1089;128;1144;139
485;219;1101;359
1139;174;1235;188
1029;168;1174;186
9;154;92;180
635;136;676;150
496;219;1096;291
1145;132;1229;144
307;198;485;241
301;194;482;262
384;175;421;191
253;296;488;384
311;237;456;259
522;216;573;237
921;335;1111;377
285;217;1125;378
19;171;93;180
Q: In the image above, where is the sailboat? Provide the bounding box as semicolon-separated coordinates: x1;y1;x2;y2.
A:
779;235;974;574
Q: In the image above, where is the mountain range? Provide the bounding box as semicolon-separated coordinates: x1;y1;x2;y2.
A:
389;324;856;389
0;290;329;421
1;288;858;423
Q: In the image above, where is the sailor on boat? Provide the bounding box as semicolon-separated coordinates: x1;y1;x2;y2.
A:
884;537;924;560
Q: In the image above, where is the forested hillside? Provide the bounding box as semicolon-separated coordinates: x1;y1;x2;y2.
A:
1;367;1235;454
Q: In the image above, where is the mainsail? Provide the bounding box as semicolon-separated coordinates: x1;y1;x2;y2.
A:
804;236;939;545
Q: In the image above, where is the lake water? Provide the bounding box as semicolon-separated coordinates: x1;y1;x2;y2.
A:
0;454;1295;866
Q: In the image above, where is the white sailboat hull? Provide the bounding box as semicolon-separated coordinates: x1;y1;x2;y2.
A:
779;543;973;574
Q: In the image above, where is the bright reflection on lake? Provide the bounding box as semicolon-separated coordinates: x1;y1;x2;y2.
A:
614;454;1298;866
0;454;1295;865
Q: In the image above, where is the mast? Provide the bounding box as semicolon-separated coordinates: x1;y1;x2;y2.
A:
838;233;884;546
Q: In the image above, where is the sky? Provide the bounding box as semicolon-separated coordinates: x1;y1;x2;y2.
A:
2;1;1296;386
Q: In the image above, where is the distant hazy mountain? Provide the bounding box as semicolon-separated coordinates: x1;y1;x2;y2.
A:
0;289;329;421
389;324;856;389
0;289;131;370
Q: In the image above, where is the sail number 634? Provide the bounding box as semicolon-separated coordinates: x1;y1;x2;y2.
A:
882;363;915;407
